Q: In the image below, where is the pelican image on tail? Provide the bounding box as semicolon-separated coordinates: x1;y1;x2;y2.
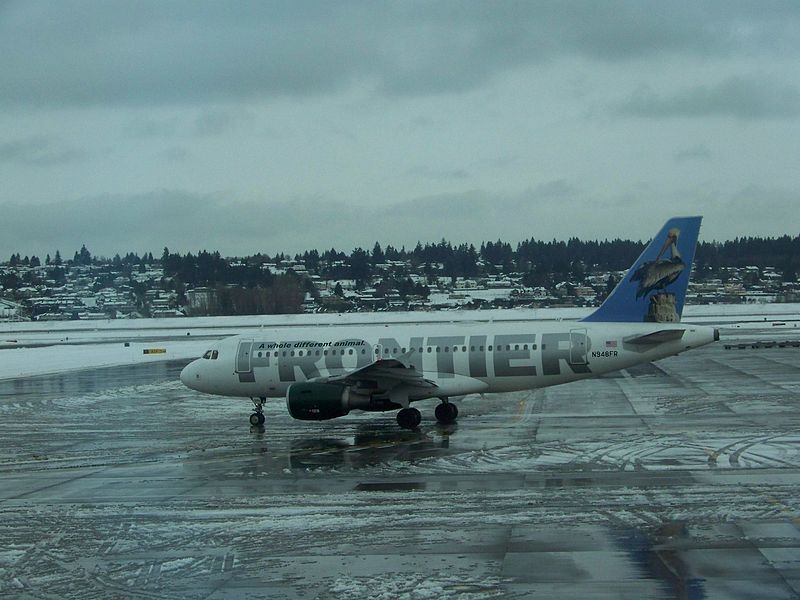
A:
630;227;686;323
631;227;685;298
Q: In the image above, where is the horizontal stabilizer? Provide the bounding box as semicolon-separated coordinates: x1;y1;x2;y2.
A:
624;329;685;345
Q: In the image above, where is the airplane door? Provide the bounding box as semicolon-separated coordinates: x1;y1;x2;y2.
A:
569;328;588;365
236;339;254;373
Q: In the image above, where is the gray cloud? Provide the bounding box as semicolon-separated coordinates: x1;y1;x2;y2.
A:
126;109;252;139
0;136;85;166
674;144;712;162
0;3;797;257
192;109;254;137
405;166;470;181
2;2;798;107
164;147;190;161
529;179;580;199
125;118;181;139
725;185;799;232
0;183;795;259
617;76;800;119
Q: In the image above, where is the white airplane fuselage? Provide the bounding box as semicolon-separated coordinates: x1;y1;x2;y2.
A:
181;319;718;401
179;216;716;428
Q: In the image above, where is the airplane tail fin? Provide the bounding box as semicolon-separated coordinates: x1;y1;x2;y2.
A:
582;216;702;323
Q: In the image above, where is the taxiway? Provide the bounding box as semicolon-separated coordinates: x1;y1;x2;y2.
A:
1;327;799;598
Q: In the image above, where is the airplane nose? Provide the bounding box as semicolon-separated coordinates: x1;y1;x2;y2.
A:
180;361;199;389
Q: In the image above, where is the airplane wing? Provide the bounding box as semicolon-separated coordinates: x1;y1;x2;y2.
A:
312;357;438;391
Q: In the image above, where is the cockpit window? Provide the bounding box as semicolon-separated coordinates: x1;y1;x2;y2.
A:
211;350;219;360
202;350;212;359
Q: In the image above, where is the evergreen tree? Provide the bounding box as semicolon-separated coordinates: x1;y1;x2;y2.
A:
372;242;385;265
349;248;371;281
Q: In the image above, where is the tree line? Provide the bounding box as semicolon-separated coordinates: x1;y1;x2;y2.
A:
3;235;796;317
6;235;799;286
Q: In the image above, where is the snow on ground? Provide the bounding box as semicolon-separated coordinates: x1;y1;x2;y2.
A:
1;302;799;338
0;340;208;380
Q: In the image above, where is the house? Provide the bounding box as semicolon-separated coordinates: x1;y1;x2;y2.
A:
0;298;24;320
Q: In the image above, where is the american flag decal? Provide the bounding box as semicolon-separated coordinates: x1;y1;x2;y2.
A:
605;340;617;348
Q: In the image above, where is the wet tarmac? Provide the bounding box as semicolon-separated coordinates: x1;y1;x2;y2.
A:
1;330;799;599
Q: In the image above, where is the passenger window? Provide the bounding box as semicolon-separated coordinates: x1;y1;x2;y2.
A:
212;350;219;360
470;346;475;352
515;345;519;351
427;347;432;353
462;346;466;352
444;347;449;353
349;349;354;355
480;346;484;351
523;345;528;350
532;344;537;350
488;345;493;351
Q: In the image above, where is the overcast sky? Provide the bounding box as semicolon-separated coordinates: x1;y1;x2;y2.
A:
1;1;798;259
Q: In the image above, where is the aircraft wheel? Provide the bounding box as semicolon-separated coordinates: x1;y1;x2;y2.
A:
249;413;263;426
435;402;458;424
397;407;421;430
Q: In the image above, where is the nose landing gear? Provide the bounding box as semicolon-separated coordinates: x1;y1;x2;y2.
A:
249;397;266;426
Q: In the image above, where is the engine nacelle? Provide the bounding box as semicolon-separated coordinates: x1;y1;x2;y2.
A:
286;382;401;420
286;382;349;420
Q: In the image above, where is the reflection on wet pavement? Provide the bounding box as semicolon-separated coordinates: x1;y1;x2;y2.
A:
1;335;799;598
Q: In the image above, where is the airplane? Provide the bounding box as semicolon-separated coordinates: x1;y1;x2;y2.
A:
180;216;719;429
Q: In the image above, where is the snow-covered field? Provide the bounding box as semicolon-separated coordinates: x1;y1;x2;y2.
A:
0;340;208;380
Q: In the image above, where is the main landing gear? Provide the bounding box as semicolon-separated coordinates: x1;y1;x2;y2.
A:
249;397;266;426
396;400;459;429
435;400;458;424
396;407;422;430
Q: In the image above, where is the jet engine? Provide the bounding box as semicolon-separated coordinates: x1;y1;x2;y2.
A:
286;382;401;421
286;383;350;420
